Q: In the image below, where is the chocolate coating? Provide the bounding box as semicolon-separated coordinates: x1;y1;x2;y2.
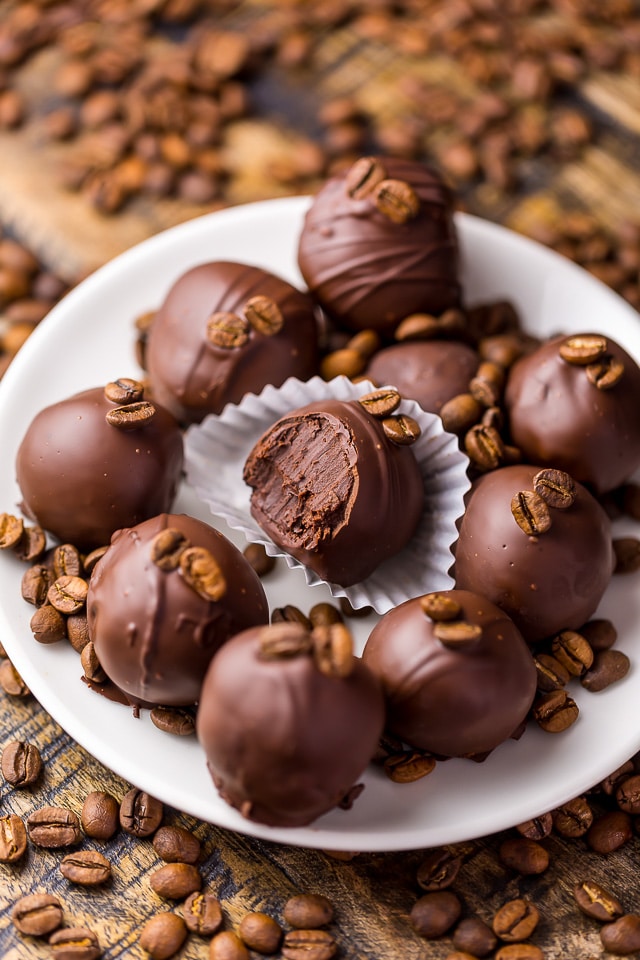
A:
362;590;536;757
87;513;269;706
453;465;614;643
505;333;640;495
196;626;385;827
297;157;460;337
146;260;319;425
16;386;183;551
243;398;424;586
366;339;479;414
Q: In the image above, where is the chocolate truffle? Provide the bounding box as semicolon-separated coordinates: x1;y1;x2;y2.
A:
453;464;614;643
16;380;183;551
297;156;460;337
196;621;385;827
362;590;536;757
87;513;268;706
242;392;424;587
505;332;640;495
146;260;319;425
365;339;479;415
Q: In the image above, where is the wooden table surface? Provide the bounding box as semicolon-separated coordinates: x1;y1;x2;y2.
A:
1;2;640;958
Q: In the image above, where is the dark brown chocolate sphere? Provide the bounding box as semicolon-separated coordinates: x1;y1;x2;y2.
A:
505;333;640;495
297;156;460;337
146;260;319;425
362;590;536;757
16;384;183;551
196;623;385;827
87;513;269;706
453;465;614;643
243;396;424;587
365;340;479;415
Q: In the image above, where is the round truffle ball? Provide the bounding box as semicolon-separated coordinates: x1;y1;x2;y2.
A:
196;621;385;827
16;381;183;551
87;513;269;706
365;339;479;415
505;332;640;495
362;589;537;757
298;156;461;337
242;393;424;587
146;260;319;425
453;464;614;643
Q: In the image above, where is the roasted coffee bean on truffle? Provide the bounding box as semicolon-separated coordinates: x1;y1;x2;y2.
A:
505;333;640;495
146;261;319;425
196;621;385;827
15;382;183;551
453;464;614;643
243;393;424;587
297;156;461;338
362;589;537;758
87;513;268;706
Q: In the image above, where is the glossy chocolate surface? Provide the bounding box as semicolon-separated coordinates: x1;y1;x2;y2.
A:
362;589;536;757
243;398;424;586
146;260;319;425
505;333;640;495
366;339;478;414
297;157;460;337
453;465;614;643
196;626;385;827
16;386;183;551
88;513;268;706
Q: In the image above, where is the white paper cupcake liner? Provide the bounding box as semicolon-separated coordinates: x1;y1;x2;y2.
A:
184;376;470;615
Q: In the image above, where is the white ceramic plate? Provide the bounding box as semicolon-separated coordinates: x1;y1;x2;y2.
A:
1;197;639;852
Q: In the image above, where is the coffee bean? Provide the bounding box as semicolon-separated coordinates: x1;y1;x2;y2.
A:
492;899;539;942
207;312;249;349
210;930;250;960
479;333;530;369
358;387;401;418
104;378;144;405
551;629;593;676
139;912;188;960
153;825;200;864
574;880;624;922
511;490;551;536
150;862;201;899
347;329;380;359
81;642;106;683
600;914;640;955
67;614;90;653
53;543;84;579
420;593;462;622
532;689;579;733
47;575;88;615
582;649;630;691
613;537;640;574
552;797;593;838
259;622;312;660
498;837;549;875
0;659;30;697
106;399;156;430
27;806;82;848
586;354;625;390
14;524;46;562
533;653;570;692
311;622;354;678
12;892;64;936
452;916;498;957
601;760;635;796
60;849;112;885
120;788;163;837
282;928;337;960
515;812;553;841
433;620;483;648
615;774;640;815
481;405;503;432
182;891;223;935
21;564;51;606
382;413;421;444
308;603;343;628
283;894;334;929
320;347;366;381
83;546;108;577
410;891;462;938
244;295;284;337
179;546;226;601
440;393;483;435
243;542;276;578
150;706;196;737
345;156;387;199
49;926;101;960
494;946;544;960
532;468;576;509
465;423;504;471
383;749;436;783
469;361;505;407
0;813;27;862
0;512;24;549
587;810;633;853
30;604;67;644
559;334;607;365
580;618;617;651
417;847;463;891
1;740;42;787
238;912;283;953
150;528;190;571
395;313;441;341
374;178;420;223
81;791;119;840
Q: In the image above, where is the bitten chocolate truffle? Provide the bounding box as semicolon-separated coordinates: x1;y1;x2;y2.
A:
453;464;614;643
196;621;385;827
242;391;424;587
146;260;319;425
87;513;268;706
297;156;460;337
362;590;536;757
505;333;640;495
16;380;183;551
365;339;479;415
